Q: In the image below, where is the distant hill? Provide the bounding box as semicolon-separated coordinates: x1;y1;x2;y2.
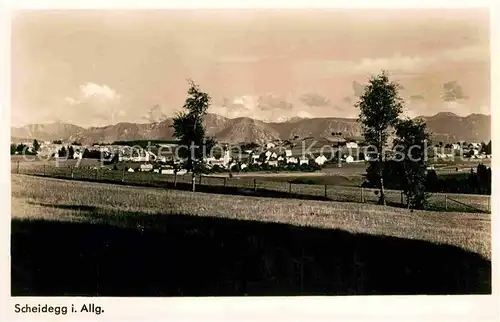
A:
11;112;491;145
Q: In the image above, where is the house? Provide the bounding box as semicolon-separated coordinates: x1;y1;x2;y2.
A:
240;163;248;170
266;142;276;149
244;149;253;155
73;150;83;159
277;156;284;161
284;149;293;157
265;151;272;158
251;154;261;164
345;142;359;149
299;156;309;165
268;160;278;167
127;168;135;172
315;155;328;166
287;157;298;164
161;169;175;175
451;143;461;150
140;164;154;172
345;155;355;163
469;143;481;149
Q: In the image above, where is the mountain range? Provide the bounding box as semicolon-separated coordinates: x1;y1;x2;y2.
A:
11;112;491;145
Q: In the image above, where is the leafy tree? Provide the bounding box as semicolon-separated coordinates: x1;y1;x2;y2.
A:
483;141;492;154
33;139;40;152
10;144;17;155
52;140;62;144
58;146;67;158
393;118;431;209
356;71;404;205
172;80;216;192
68;146;75;159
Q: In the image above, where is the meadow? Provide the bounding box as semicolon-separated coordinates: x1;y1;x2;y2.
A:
13;159;491;214
11;174;491;296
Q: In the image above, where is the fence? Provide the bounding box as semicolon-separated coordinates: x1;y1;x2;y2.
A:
12;161;491;213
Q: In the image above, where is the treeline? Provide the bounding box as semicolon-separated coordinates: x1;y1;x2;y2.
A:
363;162;491;195
426;164;491;195
10;140;40;155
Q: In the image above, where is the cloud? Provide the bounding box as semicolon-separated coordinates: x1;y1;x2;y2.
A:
299;93;331;107
63;82;123;126
297;45;488;78
442;81;468;101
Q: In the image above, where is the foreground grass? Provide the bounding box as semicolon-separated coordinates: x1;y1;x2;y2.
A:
14;162;491;213
11;175;491;296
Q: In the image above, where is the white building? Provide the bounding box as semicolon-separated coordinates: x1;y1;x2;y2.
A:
284;149;292;157
287;157;298;164
451;143;461;150
251;154;260;164
315;155;328;166
72;150;83;159
345;156;355;163
277;156;284;161
140;164;154;172
127;168;135;172
268;160;278;167
266;142;276;149
345;142;359;149
161;169;175;175
299;156;309;165
240;163;248;170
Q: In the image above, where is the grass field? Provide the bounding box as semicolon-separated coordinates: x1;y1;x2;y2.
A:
11;174;491;296
13;159;491;214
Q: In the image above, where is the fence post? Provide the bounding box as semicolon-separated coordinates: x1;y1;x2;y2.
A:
488;196;490;213
43;164;46;176
361;187;364;203
17;161;20;174
199;174;202;185
223;177;227;187
445;195;448;210
121;167;125;182
174;172;177;187
96;167;99;180
253;179;257;192
400;191;404;205
71;166;74;178
324;184;328;200
289;182;292;194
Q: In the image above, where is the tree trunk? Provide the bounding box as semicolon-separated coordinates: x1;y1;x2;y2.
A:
378;152;386;206
191;172;196;192
378;176;386;206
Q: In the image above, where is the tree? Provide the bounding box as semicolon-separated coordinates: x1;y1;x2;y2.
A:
52;140;62;144
356;71;404;205
33;139;40;152
58;146;67;158
393;118;431;209
172;80;216;192
68;146;75;159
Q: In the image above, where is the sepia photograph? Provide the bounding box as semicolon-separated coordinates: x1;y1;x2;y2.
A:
9;8;492;298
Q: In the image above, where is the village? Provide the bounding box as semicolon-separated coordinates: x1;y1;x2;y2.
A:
11;136;491;176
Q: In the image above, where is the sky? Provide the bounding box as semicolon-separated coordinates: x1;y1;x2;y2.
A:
11;9;490;127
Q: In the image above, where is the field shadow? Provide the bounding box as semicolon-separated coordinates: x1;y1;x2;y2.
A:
11;210;491;296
